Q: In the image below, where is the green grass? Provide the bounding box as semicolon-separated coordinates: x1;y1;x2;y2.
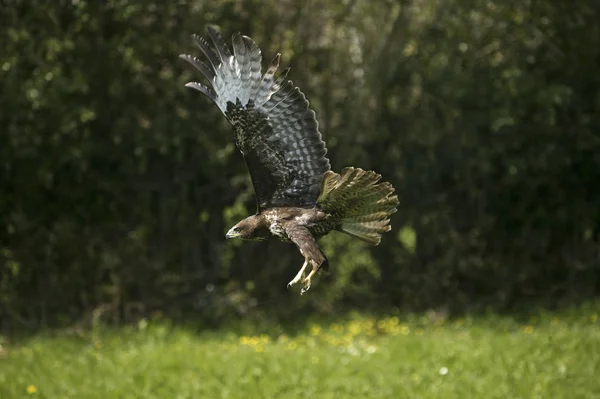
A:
1;306;599;399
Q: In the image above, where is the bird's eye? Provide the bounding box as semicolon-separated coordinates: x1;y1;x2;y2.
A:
234;227;240;232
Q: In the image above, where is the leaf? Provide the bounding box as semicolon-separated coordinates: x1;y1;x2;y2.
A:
397;226;417;254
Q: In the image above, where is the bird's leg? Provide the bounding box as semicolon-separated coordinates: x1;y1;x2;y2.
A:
287;258;309;289
300;263;319;295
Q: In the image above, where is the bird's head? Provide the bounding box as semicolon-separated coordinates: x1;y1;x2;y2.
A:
225;215;268;241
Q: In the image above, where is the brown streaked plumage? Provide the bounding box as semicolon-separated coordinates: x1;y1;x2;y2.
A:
181;27;398;294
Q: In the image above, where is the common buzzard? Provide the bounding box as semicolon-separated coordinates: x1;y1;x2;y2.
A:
180;27;398;294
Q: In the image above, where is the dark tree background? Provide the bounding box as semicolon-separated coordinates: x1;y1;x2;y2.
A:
1;0;599;330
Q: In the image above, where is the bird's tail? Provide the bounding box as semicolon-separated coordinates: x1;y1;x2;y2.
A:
316;167;399;245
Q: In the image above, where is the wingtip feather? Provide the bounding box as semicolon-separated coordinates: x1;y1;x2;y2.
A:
184;82;217;102
207;26;232;62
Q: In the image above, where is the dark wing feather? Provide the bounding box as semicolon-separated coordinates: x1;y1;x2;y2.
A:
180;27;330;210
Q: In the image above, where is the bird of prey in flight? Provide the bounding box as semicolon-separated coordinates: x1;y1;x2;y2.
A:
180;27;398;294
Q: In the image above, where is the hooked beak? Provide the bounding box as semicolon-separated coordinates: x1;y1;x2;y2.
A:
225;228;237;240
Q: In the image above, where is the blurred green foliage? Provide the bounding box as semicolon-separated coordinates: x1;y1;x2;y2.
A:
1;0;599;330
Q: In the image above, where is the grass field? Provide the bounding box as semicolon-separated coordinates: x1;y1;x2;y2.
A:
1;305;599;399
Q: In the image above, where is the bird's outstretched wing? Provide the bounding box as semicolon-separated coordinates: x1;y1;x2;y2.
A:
180;27;330;210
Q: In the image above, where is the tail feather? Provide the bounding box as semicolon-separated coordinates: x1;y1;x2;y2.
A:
317;167;399;245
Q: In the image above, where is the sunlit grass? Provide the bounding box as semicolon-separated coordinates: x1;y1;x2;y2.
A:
1;305;599;398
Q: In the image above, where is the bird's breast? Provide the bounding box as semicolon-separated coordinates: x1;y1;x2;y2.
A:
268;222;288;240
264;212;289;240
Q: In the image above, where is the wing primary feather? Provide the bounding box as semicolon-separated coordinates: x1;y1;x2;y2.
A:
179;54;215;82
184;82;217;103
232;33;247;75
263;54;281;87
207;26;233;63
242;35;263;95
192;34;220;70
265;54;281;78
255;53;280;103
273;68;291;86
232;32;257;106
267;67;291;97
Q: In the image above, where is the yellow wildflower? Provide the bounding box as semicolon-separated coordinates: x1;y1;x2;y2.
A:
361;321;374;335
310;324;322;336
258;334;270;344
26;385;37;394
522;325;534;334
348;321;361;336
286;341;298;351
239;336;250;345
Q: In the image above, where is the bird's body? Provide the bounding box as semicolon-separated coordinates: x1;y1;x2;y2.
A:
181;27;398;293
263;207;332;241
